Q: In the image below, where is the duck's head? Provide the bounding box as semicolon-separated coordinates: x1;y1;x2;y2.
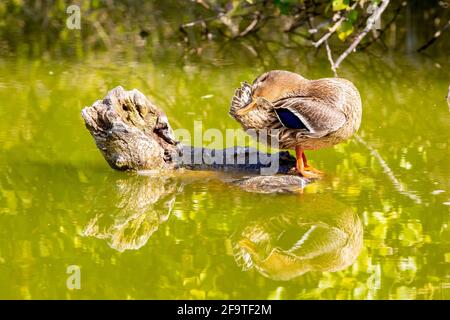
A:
236;70;305;116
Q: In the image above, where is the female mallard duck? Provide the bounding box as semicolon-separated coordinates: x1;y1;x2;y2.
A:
230;70;362;178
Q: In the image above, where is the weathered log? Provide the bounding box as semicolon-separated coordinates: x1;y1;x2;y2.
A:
81;86;310;192
81;86;180;171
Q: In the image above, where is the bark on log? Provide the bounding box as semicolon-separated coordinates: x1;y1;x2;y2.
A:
81;86;310;193
81;86;179;171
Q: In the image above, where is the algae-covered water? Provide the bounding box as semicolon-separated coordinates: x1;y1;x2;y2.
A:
0;45;449;299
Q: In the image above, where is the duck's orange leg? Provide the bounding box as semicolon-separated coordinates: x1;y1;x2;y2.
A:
295;146;324;179
302;151;324;175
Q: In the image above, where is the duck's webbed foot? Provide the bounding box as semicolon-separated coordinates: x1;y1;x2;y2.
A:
299;165;324;179
294;147;324;179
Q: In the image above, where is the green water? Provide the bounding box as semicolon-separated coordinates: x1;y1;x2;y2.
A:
0;46;449;299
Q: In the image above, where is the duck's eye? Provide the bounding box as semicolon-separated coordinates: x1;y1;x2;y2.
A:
259;75;268;83
253;74;268;85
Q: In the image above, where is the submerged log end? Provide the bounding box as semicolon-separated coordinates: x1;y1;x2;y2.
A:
233;175;309;193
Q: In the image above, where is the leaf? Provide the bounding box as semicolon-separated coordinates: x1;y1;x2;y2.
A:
332;0;350;11
347;9;358;23
273;0;297;15
337;20;354;41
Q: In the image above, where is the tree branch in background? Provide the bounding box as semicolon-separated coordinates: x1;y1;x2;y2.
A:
239;14;260;37
180;13;225;33
313;2;358;48
195;0;211;10
325;39;338;77
447;85;450;111
359;1;407;51
177;0;448;75
417;19;450;52
332;0;390;71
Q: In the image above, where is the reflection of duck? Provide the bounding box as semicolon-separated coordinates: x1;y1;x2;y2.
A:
230;70;362;178
232;194;363;281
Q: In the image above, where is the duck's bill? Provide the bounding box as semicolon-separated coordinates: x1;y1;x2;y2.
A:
236;100;257;116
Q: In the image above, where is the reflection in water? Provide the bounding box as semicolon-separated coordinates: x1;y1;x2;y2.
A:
80;171;309;252
232;195;363;281
81;173;363;280
0;52;448;299
82;174;181;252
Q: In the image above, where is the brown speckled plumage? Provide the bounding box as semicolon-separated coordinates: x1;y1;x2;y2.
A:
229;70;362;150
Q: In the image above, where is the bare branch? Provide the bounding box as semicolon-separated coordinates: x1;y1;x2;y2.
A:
333;0;390;70
447;85;450;111
180;13;225;29
417;19;450;52
313;2;358;48
195;0;211;10
238;15;260;37
325;40;338;77
359;1;407;51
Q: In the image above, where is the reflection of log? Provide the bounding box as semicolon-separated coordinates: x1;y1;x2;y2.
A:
81;86;309;190
81;175;180;252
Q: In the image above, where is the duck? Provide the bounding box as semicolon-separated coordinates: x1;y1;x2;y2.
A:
229;70;362;178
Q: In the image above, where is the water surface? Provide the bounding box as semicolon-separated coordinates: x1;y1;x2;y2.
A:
0;46;449;299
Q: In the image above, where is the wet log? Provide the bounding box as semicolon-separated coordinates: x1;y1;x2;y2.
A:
81;86;310;192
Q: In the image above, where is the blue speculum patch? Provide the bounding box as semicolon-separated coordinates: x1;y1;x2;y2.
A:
275;108;309;130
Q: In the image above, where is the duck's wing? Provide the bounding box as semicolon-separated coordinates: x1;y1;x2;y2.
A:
273;96;346;137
